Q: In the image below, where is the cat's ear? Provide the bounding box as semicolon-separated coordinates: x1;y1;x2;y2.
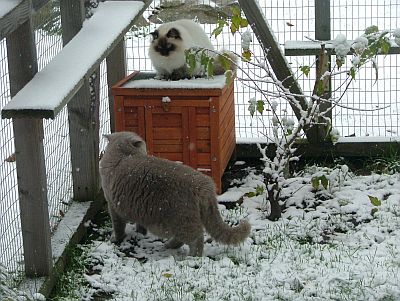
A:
133;140;144;148
167;28;181;39
150;30;159;40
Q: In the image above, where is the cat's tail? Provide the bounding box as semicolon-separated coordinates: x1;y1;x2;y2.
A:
213;50;238;76
201;198;250;245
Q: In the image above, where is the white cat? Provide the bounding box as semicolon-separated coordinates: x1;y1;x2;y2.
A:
148;19;236;80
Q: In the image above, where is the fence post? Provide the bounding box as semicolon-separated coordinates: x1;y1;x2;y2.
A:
7;17;52;276
60;0;101;201
106;40;126;133
313;0;332;143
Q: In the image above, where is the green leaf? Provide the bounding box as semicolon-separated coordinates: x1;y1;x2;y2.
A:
248;99;256;117
256;100;264;114
255;185;265;195
311;177;320;190
218;53;231;71
207;58;215;78
186;52;196;76
350;67;357;79
163;272;173;278
240;18;249;28
320;175;329;190
225;70;233;85
231;5;241;16
245;191;256;198
242;50;252;61
368;195;382;206
200;50;209;67
300;65;311;77
212;20;228;38
365;25;379;35
372;60;379;84
380;39;391;55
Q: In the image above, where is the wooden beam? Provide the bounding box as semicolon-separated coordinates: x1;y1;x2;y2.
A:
0;0;31;41
7;19;52;277
236;139;400;159
106;39;126;133
285;40;400;56
312;0;332;143
60;0;100;202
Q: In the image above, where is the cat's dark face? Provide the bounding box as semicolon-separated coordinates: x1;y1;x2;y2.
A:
150;28;182;57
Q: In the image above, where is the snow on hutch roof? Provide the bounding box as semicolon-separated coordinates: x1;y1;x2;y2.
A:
122;74;228;89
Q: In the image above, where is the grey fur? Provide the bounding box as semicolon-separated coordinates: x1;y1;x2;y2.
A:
100;132;251;256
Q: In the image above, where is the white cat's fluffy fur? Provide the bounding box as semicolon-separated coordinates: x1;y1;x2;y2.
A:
148;19;236;80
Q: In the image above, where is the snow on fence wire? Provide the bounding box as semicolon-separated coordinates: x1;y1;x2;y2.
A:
126;0;400;139
0;1;111;282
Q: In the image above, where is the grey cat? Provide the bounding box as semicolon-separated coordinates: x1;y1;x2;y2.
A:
99;131;251;256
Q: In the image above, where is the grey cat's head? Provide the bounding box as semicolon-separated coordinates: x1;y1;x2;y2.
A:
104;132;147;156
150;27;182;57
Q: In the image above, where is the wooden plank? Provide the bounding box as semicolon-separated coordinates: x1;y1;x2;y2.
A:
196;140;211;153
312;0;332;143
182;108;190;165
153;144;183;153
188;107;198;167
145;106;154;154
236;139;400;159
238;0;316;140
123;97;210;108
33;0;51;11
61;0;100;202
137;106;146;139
197;153;211;165
285;40;400;56
114;96;125;132
152;113;183;127
0;0;31;41
209;96;220;191
107;39;126;133
154;139;183;145
196;113;210;126
153;127;182;140
156;153;183;162
197;127;210;140
7;19;52;277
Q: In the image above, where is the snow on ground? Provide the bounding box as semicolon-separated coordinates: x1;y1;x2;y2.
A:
61;163;400;301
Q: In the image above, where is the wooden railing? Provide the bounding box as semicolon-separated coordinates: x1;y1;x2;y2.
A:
1;0;150;296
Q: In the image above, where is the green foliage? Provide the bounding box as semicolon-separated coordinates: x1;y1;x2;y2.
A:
368;195;382;206
299;65;311;77
311;175;330;191
245;185;265;198
248;98;265;117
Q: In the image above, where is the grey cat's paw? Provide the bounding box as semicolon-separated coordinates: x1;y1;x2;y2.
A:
136;224;147;235
165;238;184;249
110;232;126;244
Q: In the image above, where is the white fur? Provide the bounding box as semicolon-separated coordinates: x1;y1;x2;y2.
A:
148;19;214;77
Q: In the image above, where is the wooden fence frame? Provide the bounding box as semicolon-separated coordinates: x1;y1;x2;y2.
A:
1;0;150;296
